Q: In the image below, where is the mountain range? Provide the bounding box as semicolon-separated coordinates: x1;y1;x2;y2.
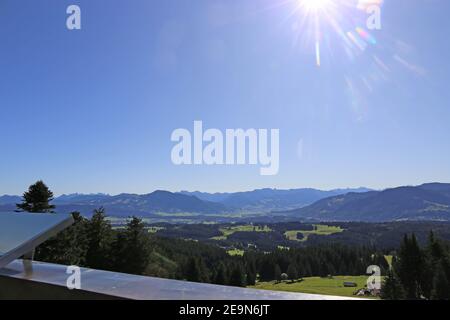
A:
0;187;369;217
284;183;450;222
0;191;227;216
1;183;450;221
179;187;372;211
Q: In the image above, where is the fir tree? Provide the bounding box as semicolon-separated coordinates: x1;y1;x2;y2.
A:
16;180;55;213
246;271;256;286
214;263;228;285
396;234;426;299
274;264;282;283
229;264;246;287
85;207;114;270
184;257;209;283
381;269;405;300
431;261;450;300
113;217;151;275
287;264;298;282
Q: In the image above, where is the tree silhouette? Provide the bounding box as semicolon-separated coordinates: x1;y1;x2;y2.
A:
112;217;151;275
431;261;450;300
85;207;114;270
287;264;299;282
381;269;405;300
214;263;228;285
274;264;282;283
16;180;55;213
229;264;246;287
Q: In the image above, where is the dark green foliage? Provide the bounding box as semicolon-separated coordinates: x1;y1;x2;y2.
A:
428;231;445;261
153;221;450;252
111;217;151;274
431;261;450;300
213;262;228;285
395;234;428;299
229;264;246;287
381;269;405;300
85;207;114;270
246;271;256;286
35;212;88;265
16;180;55;213
383;232;450;300
259;258;276;281
274;264;282;283
287;264;298;282
245;258;257;286
184;257;210;283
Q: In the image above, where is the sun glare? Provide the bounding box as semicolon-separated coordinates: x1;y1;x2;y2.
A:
300;0;332;12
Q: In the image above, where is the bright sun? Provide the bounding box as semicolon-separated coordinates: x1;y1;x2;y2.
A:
300;0;332;11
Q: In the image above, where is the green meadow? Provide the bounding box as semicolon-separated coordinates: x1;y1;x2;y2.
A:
211;224;272;240
284;224;344;242
249;276;372;298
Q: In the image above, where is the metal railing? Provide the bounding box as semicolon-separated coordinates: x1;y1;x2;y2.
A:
0;260;362;300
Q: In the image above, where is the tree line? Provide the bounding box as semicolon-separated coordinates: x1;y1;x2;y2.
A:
381;232;450;300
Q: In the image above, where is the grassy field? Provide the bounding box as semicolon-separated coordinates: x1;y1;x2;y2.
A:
211;224;272;240
227;248;245;256
147;226;165;233
249;276;371;298
284;224;344;242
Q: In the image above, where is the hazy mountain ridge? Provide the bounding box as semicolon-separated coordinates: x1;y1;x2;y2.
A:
2;184;450;221
0;195;21;205
285;183;450;222
0;191;227;216
179;187;372;211
1;187;372;216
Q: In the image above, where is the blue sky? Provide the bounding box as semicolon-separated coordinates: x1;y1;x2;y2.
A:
1;0;449;195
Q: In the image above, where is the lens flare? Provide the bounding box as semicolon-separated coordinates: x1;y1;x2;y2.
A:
300;0;332;12
266;0;426;121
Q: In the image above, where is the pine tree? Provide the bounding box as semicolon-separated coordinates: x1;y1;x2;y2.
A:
185;257;202;282
214;263;228;285
259;258;275;281
184;257;209;283
302;261;312;277
431;261;450;300
246;271;256;286
274;264;282;283
318;260;329;277
428;231;444;261
396;234;426;299
85;207;114;270
381;269;405;300
229;264;246;287
113;217;151;275
245;257;257;285
287;264;299;282
16;180;55;213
